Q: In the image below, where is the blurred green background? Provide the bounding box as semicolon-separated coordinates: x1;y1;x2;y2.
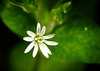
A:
0;0;100;71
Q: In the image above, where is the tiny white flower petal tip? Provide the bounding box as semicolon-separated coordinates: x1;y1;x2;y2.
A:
37;22;41;35
27;31;35;38
23;37;33;41
23;22;58;58
44;40;58;46
43;34;55;39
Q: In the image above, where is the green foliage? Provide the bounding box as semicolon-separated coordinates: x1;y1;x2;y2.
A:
0;1;100;71
1;0;72;35
1;3;36;37
51;1;71;25
50;18;100;63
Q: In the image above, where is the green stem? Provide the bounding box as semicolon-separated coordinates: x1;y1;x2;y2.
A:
29;53;41;71
33;53;40;71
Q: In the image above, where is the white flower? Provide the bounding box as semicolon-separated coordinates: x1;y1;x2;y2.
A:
23;22;58;58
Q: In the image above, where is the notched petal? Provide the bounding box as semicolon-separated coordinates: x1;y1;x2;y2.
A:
43;43;52;55
39;43;49;58
41;26;46;35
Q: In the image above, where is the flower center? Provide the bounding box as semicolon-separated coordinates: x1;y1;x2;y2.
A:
34;35;43;43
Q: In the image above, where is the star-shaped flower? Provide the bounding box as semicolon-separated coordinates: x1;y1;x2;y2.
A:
23;22;58;58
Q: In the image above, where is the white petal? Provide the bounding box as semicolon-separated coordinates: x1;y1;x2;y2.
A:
42;43;52;55
24;42;34;53
23;37;33;41
41;26;46;35
37;22;41;35
39;43;49;58
43;34;55;39
27;31;35;38
44;40;58;46
33;43;38;57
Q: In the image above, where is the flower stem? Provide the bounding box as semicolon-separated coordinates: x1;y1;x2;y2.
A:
33;54;40;71
29;53;41;71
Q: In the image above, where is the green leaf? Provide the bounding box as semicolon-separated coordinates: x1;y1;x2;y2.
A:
8;41;39;71
1;3;36;37
49;18;100;63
